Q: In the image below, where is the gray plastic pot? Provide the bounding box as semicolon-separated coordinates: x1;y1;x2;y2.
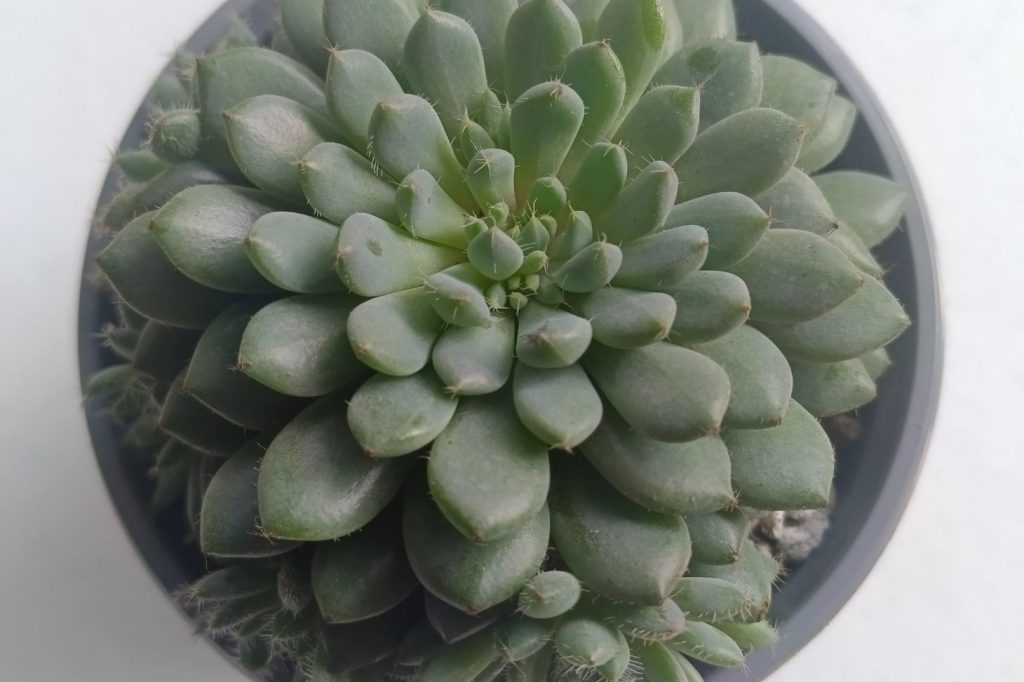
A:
78;1;943;679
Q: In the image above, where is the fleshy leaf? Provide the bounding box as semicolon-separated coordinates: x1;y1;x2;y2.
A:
673;577;754;624
336;213;463;297
755;167;837;235
184;303;305;430
584;342;731;442
239;294;365;397
760;55;836;137
567;142;628;217
582;407;733;515
513;363;603;448
688;325;793;429
815;171;909;248
595;0;669;123
510;81;586;202
348;370;458;457
518;571;582;620
346;288;444;377
151;185;283;294
421;628;502;682
666;192;771;269
675;108;805;202
258;394;411;541
688;540;779;621
504;0;583;100
440;0;517;89
615;86;700;175
723;229;863;324
596;161;679;242
158;377;249;456
613;225;709;291
200;440;300;559
561;41;627;176
224;94;339;203
245;212;342;293
555;614;621;668
323;0;422;73
280;0;329;72
655;39;762;130
516;303;594;368
425;265;493;328
325;49;404;151
668;267;752;346
672;621;745;667
575;287;676;349
725;400;834;510
798;95;856;173
757;276;910;362
687;510;750;565
300;142;399;224
550;457;691;604
551;241;623;293
467;148;519;211
404;476;550;614
311;510;418;623
97;213;236;329
433;314;516;396
791;359;877;418
396;170;470;248
428;393;550;542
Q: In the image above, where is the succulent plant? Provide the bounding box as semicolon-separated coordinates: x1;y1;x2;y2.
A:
86;0;912;680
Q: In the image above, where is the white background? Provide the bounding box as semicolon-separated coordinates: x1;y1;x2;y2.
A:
1;1;1022;680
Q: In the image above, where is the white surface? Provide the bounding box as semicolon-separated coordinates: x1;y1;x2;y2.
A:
1;1;1022;680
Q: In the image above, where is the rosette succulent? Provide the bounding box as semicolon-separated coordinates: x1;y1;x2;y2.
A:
86;0;912;680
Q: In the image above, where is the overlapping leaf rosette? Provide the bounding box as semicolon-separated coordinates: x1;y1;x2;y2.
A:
87;0;912;679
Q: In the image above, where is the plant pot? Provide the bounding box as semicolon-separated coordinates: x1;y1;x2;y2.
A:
78;0;942;679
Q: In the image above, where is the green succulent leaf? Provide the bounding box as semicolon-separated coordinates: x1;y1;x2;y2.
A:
604;599;687;644
425;265;493;328
595;0;669;123
827;224;884;279
467;148;519;211
300;142;400;225
468;226;525;281
798;94;856;173
318;593;422;673
676;0;737;41
656;39;762;130
689;540;779;621
791;359;877;418
196;47;326;141
635;641;701;682
346;287;444;377
615;86;700;174
224;94;339;203
323;0;423;73
429;392;550;542
555;613;621;669
516;303;594;368
158;377;250;456
424;592;510;645
280;0;329;72
567;141;629;216
760;55;836;137
550;457;691;604
715;621;780;651
497;614;557;662
585;342;731;442
582;407;733;515
432;314;516;395
673;577;753;624
132;322;201;384
439;0;517;89
369;94;474;209
420;627;502;682
325;49;405;151
151;185;284;294
504;0;584;100
686;509;750;566
688;325;793;429
244;212;342;293
724;228;864;324
513;362;603;448
561;41;627;176
258;394;411;541
575;287;677;349
596;161;679;242
815;171;909;247
200;440;301;558
861;347;893;382
311;510;418;623
666;192;771;269
149;109;202;163
757;276;911;362
672;621;745;668
348;370;459;457
404;476;550;614
510;81;586;202
396;170;471;248
551;241;623;294
725;399;834;510
115;150;169;182
100;162;234;232
612;225;708;291
97;213;236;329
755;167;837;235
239;294;365;397
336;213;463;297
518;571;582;620
184;303;305;430
675;108;805;202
